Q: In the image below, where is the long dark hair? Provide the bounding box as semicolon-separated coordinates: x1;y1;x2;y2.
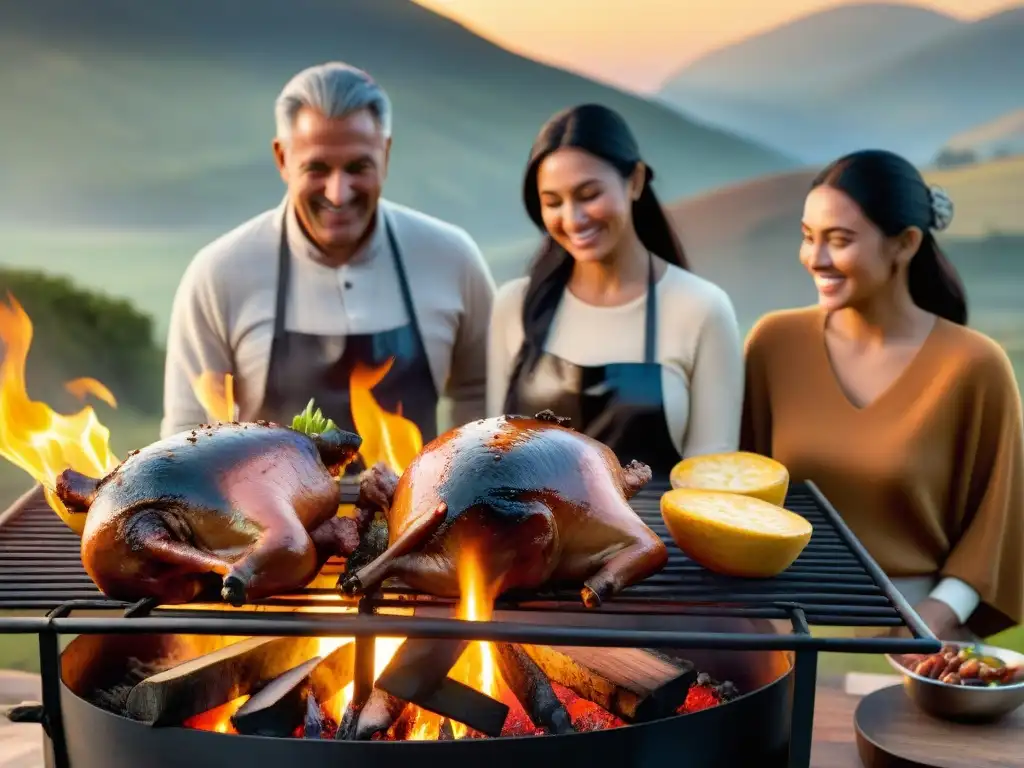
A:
812;149;967;325
504;104;688;411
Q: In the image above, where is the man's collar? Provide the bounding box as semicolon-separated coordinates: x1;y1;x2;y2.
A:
283;199;387;268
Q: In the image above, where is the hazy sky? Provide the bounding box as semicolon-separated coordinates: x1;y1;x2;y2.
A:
413;0;1019;91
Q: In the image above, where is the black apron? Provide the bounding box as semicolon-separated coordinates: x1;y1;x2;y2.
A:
257;208;439;469
505;255;681;477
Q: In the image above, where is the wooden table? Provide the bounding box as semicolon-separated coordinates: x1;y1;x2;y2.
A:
0;671;942;768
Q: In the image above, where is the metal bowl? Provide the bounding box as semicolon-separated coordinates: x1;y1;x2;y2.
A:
886;641;1024;723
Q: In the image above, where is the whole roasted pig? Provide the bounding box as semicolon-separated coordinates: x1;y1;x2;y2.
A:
343;411;668;607
55;420;364;606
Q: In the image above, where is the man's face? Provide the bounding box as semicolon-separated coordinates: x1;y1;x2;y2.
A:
273;107;390;260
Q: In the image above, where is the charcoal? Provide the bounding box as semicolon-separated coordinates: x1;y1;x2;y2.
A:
495;643;573;735
303;693;325;739
521;645;697;723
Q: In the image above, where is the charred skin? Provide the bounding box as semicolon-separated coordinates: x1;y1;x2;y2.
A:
343;412;666;607
55;422;362;606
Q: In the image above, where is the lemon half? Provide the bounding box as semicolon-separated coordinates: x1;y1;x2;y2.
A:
660;489;812;578
669;451;790;506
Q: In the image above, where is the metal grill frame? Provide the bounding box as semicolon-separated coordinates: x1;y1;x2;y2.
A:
0;480;942;768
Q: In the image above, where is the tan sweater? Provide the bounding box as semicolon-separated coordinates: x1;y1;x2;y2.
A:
742;307;1024;637
161;198;496;438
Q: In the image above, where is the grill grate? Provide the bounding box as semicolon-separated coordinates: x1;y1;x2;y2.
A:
0;478;942;768
0;479;934;643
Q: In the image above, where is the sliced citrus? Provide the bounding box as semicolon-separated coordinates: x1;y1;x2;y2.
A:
660;489;812;578
669;451;790;506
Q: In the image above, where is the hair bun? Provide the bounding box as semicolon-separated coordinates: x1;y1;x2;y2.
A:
928;185;954;232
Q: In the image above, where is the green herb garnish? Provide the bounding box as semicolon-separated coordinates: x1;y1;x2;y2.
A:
291;398;337;436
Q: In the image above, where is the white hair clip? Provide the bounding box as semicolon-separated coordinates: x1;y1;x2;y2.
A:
928;185;954;232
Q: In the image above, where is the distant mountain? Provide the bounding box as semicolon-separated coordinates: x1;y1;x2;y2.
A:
657;4;1024;165
937;109;1024;166
660;3;958;98
827;8;1024;160
0;0;791;249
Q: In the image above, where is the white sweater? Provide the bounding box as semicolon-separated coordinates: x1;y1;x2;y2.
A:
161;198;496;438
487;264;743;458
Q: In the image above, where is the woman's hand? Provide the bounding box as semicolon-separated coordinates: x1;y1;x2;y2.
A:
912;597;974;641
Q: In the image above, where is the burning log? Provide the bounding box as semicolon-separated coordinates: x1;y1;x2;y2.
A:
438;718;455;740
342;639;510;740
232;657;321;736
373;637;468;701
304;693;325;739
230;639;356;737
344;676;508;739
342;688;408;741
494;643;574;735
125;636;321;726
521;645;697;723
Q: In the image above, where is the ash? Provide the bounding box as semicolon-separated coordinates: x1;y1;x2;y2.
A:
88;656;170;715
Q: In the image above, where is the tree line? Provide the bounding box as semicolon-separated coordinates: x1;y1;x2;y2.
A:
0;268;163;415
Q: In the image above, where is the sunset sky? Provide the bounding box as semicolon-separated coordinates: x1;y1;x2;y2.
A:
413;0;1019;91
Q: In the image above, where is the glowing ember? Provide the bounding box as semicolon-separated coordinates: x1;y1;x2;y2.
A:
191;371;237;423
0;295;119;536
678;684;722;714
350;358;422;475
183;695;249;733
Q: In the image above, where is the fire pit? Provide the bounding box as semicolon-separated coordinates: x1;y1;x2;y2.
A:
0;481;941;768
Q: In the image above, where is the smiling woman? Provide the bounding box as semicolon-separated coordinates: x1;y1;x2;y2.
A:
742;149;1024;642
487;104;743;477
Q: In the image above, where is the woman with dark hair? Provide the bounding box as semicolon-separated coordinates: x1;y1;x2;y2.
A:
488;104;743;477
743;149;1023;640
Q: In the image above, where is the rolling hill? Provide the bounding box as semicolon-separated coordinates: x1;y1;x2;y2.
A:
0;0;791;250
937;109;1024;165
667;155;1024;331
657;4;1024;165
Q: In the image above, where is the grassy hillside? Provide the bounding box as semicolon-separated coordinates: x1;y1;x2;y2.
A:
657;5;1024;164
939;108;1024;165
0;0;791;250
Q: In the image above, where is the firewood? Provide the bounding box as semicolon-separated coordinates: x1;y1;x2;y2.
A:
371;637;509;737
438;718;455;740
232;656;321;736
494;643;574;734
521;645;696;723
345;688;409;741
373;638;468;701
125;636;321;726
230;640;356;737
303;692;325;739
343;676;508;739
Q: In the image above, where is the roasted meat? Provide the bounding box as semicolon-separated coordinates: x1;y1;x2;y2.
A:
343;411;668;607
55;421;363;606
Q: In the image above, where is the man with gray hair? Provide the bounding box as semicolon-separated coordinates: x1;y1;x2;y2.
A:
161;62;496;455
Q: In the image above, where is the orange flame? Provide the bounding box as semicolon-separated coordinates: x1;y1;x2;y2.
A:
64;377;118;409
192;371;237;424
0;295;119;536
311;545;500;740
350;359;422;475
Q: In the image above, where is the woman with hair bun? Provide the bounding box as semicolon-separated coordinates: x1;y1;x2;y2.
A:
742;149;1023;640
487;104;743;477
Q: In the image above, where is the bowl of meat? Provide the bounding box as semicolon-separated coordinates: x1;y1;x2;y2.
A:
886;642;1024;723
